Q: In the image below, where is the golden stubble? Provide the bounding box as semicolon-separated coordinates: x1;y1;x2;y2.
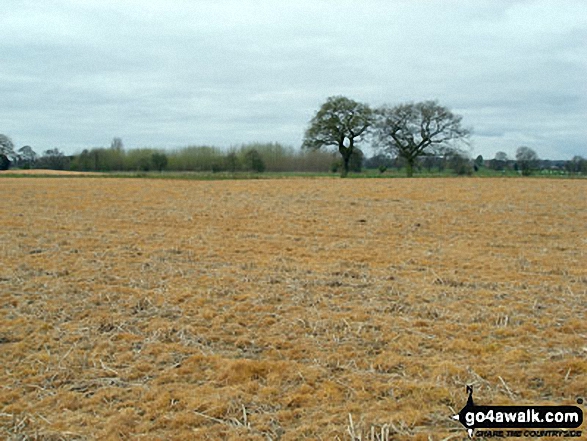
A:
0;177;585;440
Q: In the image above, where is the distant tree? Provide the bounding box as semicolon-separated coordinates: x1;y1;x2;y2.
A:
364;153;394;170
421;154;444;173
303;96;374;177
163;145;222;172
565;156;587;174
448;152;473;175
240;142;293;172
89;149;100;170
71;149;92;171
0;134;16;160
375;101;470;177
491;151;509;171
421;155;433;172
71;147;124;171
37;148;69;170
243;149;266;172
104;139;125;170
475;155;484;168
138;156;151;172
515;146;539;176
437;155;447;172
391;155;406;172
110;137;124;152
70;147;101;171
495;151;508;162
576;156;587;174
151;152;168;172
17;145;37;169
224;151;240;172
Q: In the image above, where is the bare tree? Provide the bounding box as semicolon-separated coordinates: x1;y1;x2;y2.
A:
375;101;470;177
0;134;16;158
495;151;508;162
110;137;124;152
0;134;16;170
515;146;539;176
566;156;587;174
37;148;69;170
303;96;373;177
17;145;38;168
490;151;509;171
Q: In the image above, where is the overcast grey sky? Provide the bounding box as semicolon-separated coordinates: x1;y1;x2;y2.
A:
2;0;586;159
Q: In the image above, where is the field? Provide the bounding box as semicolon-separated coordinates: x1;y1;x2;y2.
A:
1;177;585;440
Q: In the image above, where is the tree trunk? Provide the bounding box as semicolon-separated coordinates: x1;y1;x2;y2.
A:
406;159;414;177
341;155;350;177
339;141;352;178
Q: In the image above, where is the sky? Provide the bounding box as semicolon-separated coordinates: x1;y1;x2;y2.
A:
1;0;586;159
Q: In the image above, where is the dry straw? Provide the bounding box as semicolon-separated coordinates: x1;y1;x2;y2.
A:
1;177;585;440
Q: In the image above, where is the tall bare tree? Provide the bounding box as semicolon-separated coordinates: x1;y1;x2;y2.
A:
375;101;470;177
303;96;373;177
110;137;124;152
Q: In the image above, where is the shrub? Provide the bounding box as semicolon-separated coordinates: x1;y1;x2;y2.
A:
449;153;473;176
330;160;341;174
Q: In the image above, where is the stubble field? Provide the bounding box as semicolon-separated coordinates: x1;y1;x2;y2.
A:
0;177;586;440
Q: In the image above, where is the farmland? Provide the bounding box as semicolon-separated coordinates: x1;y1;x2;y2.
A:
1;177;586;440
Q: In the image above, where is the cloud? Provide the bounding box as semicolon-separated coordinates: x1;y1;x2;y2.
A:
1;0;586;158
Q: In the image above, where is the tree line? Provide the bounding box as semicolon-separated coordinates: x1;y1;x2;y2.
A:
305;96;585;177
2;96;586;176
0;136;337;173
301;96;586;177
69;141;339;173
